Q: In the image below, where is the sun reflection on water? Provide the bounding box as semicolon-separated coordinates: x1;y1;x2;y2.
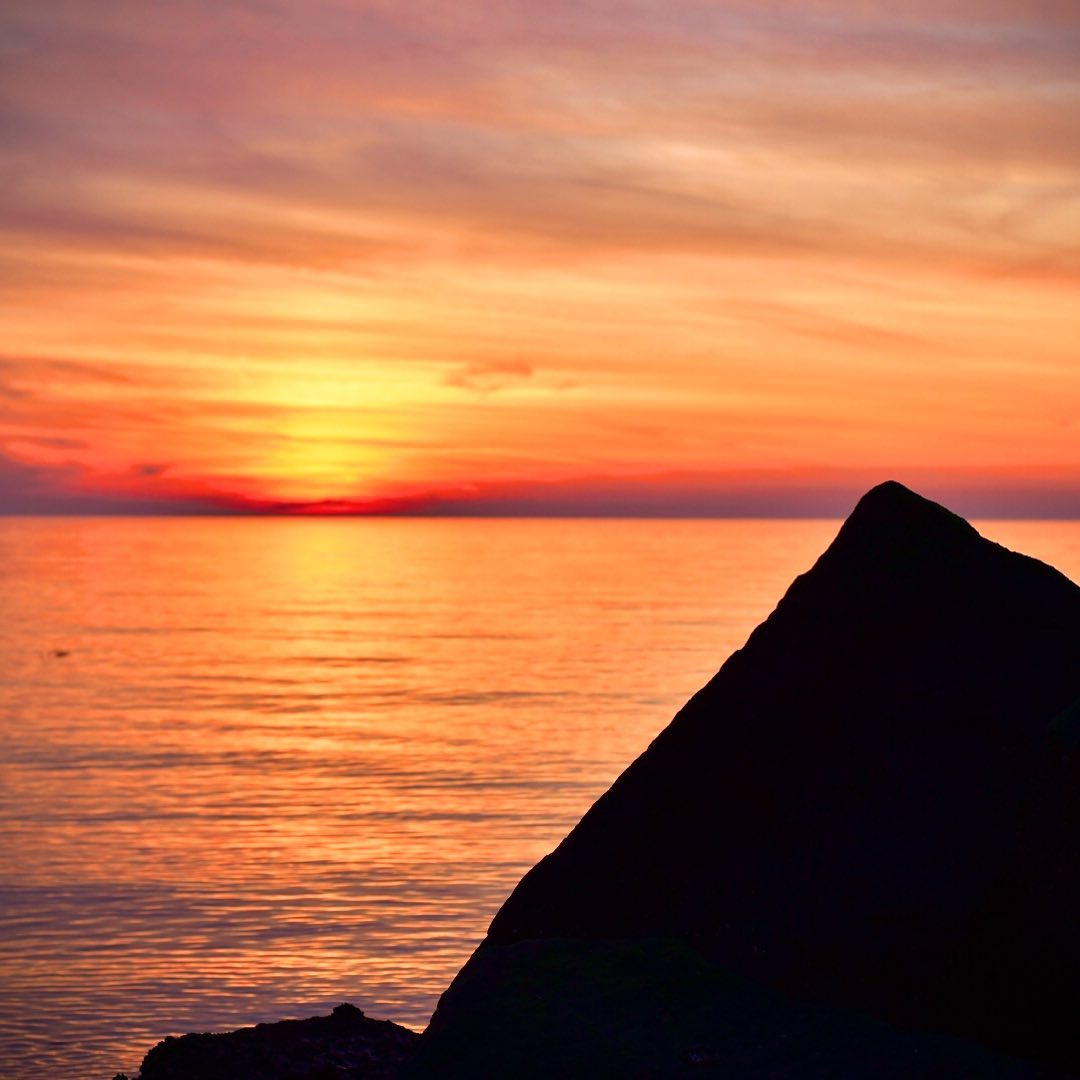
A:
0;516;1077;1077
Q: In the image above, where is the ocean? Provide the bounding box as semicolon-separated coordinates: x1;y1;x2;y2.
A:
1;516;1077;1079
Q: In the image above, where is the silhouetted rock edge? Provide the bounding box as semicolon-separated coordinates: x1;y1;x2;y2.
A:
125;1003;418;1080
421;481;1080;1075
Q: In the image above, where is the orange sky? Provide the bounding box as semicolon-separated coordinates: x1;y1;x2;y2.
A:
2;1;1078;515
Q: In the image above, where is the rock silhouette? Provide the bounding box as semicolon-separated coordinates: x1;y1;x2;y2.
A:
133;1003;418;1080
415;481;1080;1077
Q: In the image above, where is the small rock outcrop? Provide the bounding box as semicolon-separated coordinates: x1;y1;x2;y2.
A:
134;1003;418;1080
414;482;1080;1076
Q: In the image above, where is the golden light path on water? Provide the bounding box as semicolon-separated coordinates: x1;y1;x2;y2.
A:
0;517;1077;1078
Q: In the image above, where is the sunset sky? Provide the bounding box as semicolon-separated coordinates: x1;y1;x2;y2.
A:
2;1;1078;515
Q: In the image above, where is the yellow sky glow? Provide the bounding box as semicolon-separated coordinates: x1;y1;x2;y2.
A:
1;1;1078;514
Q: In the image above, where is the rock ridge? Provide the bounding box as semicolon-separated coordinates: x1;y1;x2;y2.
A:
417;481;1080;1076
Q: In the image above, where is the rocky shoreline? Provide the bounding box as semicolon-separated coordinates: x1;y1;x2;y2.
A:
115;1003;418;1080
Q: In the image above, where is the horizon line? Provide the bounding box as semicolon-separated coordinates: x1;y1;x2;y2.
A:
3;509;1079;521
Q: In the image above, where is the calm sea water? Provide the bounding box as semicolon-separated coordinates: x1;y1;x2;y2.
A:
1;517;1077;1080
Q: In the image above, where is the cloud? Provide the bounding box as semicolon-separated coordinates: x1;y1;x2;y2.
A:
132;462;168;477
0;356;137;386
0;1;1076;515
0;446;243;515
0;447;126;513
247;465;1080;519
0;448;73;511
1;0;1076;275
444;360;534;393
8;434;88;451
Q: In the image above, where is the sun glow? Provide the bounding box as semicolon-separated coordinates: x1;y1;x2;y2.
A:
1;2;1077;516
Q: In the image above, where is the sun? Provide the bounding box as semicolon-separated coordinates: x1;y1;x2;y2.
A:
248;414;391;506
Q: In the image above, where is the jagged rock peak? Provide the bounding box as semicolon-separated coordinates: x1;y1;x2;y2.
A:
816;479;981;569
847;479;972;530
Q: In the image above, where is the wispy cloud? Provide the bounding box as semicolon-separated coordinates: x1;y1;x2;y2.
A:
0;1;1077;512
445;361;534;393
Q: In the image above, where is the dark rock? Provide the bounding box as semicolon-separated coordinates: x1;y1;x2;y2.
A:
136;1003;419;1080
407;938;1070;1078
418;482;1080;1076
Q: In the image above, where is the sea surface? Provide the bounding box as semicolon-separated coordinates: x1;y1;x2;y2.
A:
1;516;1078;1080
